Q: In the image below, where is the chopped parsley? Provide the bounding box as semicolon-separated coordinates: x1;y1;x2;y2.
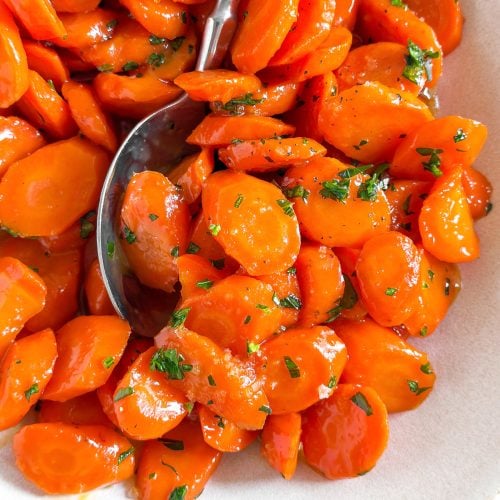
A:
97;63;113;73
416;147;444;177
122;61;139;72
171;246;180;257
246;341;260;354
319;178;350;202
24;383;39;401
150;348;192;380
149;34;166;45
196;279;213;290
171;36;185;52
186;241;200;254
280;294;302;310
169;307;191;327
407;379;431;395
351;392;373;416
234;194;244;208
148;52;165;67
326;274;358;322
420;362;433;375
215;415;225;428
149;213;159;221
221;93;263;114
258;405;272;414
328;376;337;389
122;225;137;244
79;211;95;239
453;128;467;143
207;374;216;386
283;184;310;202
402;40;440;84
208;224;221;236
169;485;187;500
385;287;398;296
159;438;184;451
107;240;115;258
102;357;115;369
256;304;271;314
117;447;135;465
276;199;295;217
357;163;390;201
283;356;300;378
114;386;134;401
244;315;252;324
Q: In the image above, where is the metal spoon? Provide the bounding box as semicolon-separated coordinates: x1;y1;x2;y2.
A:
96;0;240;337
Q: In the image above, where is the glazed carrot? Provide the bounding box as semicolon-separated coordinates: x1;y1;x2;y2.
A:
0;136;109;237
355;231;421;326
0;257;47;358
302;383;389;478
38;391;113;427
187;115;296;147
333;0;359;30
419;166;479;263
120;0;189;40
462;166;493;220
174;70;262;103
84;258;115;316
262;27;352;83
231;0;300;74
282;156;391;248
94;73;183;119
120;171;190;292
177;254;226;300
294;243;344;326
13;423;135;493
336;42;424;94
154;326;270;430
62;81;118;152
113;347;188;440
42;316;131;401
199;405;258;452
202;170;301;275
181;275;281;356
390;116;488;181
39;214;95;253
269;0;336;66
136;419;222;500
284;71;338;142
2;0;66;40
242;82;303;116
0;116;46;177
401;247;461;338
256;326;347;414
257;268;302;328
16;70;78;140
335;318;436;412
51;0;101;13
357;0;443;86
261;412;301;479
57;47;96;73
405;0;463;55
318;81;433;163
0;3;29;108
168;148;214;205
22;40;70;91
0;237;82;332
0;329;57;431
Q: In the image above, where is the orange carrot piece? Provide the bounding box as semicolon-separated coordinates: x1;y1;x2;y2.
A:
261;412;301;479
219;137;326;172
0;329;57;431
13;423;135;494
202;170;301;275
0;257;47;358
120;171;190;293
0;2;29;108
51;0;101;13
462;166;493;220
199;405;258;452
0;116;46;177
256;325;347;414
318;81;433;163
419;166;479;263
333;0;359;30
136;419;222;500
181;274;282;356
187;114;295;147
42;316;131;401
335;318;436;412
84;258;115;316
231;0;300;74
0;136;109;237
302;383;389;478
39;215;94;253
154;326;270;430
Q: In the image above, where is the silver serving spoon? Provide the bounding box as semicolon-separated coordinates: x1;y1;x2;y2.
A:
96;0;240;337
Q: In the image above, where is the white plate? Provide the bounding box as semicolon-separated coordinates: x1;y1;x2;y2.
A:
1;1;499;499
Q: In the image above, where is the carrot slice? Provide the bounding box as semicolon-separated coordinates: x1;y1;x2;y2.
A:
62;81;118;152
0;116;46;178
231;0;300;74
462;166;493;220
333;0;359;30
154;326;270;430
319;81;433;163
203;170;301;275
256;325;347;414
335;318;436;412
136;419;222;500
84;258;114;316
43;316;131;401
261;412;301;479
0;136;109;237
199;405;258;452
51;0;101;13
113;347;187;440
0;329;57;431
219;137;326;172
355;231;422;326
16;70;78;140
120;171;190;293
187;114;295;147
302;383;389;478
181;274;282;356
0;257;47;358
419;166;479;263
13;423;135;494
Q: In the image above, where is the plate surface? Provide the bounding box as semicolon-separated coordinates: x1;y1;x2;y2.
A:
1;1;499;499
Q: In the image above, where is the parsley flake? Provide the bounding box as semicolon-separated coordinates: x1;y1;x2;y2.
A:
276;199;295;217
117;447;135;465
169;307;190;327
159;438;184;451
283;184;310;202
351;392;373;416
123;225;137;244
150;348;192;380
407;379;431;395
208;224;221;236
24;383;39;401
196;279;213;290
416;147;444;177
246;341;260;354
103;357;114;369
114;386;134;401
169;485;187;500
403;40;440;84
320;178;350;202
283;356;300;378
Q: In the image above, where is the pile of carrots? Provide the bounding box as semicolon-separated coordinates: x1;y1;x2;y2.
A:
0;0;493;498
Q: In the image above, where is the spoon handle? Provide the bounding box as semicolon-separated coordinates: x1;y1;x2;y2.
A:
196;0;240;71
